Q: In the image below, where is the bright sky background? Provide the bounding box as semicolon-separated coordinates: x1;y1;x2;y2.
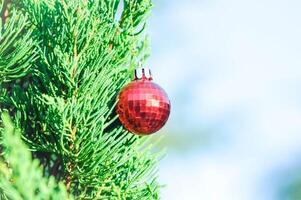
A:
149;0;301;199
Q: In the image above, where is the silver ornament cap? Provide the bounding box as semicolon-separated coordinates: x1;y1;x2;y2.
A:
134;67;153;81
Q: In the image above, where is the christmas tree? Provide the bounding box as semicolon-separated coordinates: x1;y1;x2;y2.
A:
0;0;163;199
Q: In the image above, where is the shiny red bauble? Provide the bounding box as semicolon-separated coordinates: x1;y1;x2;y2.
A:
116;68;170;135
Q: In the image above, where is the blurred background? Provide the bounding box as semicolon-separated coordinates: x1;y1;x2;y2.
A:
148;0;301;199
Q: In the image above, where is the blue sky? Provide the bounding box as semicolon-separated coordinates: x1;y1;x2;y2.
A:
149;0;301;199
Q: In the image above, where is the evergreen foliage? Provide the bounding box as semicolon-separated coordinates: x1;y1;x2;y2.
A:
0;113;72;200
0;0;161;199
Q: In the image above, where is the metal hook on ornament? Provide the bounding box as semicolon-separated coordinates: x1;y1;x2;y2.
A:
134;62;152;81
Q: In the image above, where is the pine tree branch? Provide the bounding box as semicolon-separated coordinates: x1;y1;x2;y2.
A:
2;0;161;199
0;112;74;200
0;10;35;83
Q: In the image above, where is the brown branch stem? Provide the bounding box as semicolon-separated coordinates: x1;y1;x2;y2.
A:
50;157;62;177
66;124;77;192
1;0;10;25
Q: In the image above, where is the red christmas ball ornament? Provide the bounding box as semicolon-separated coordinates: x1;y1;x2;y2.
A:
117;67;171;135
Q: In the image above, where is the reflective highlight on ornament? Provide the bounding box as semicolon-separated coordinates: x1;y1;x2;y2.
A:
116;68;171;135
